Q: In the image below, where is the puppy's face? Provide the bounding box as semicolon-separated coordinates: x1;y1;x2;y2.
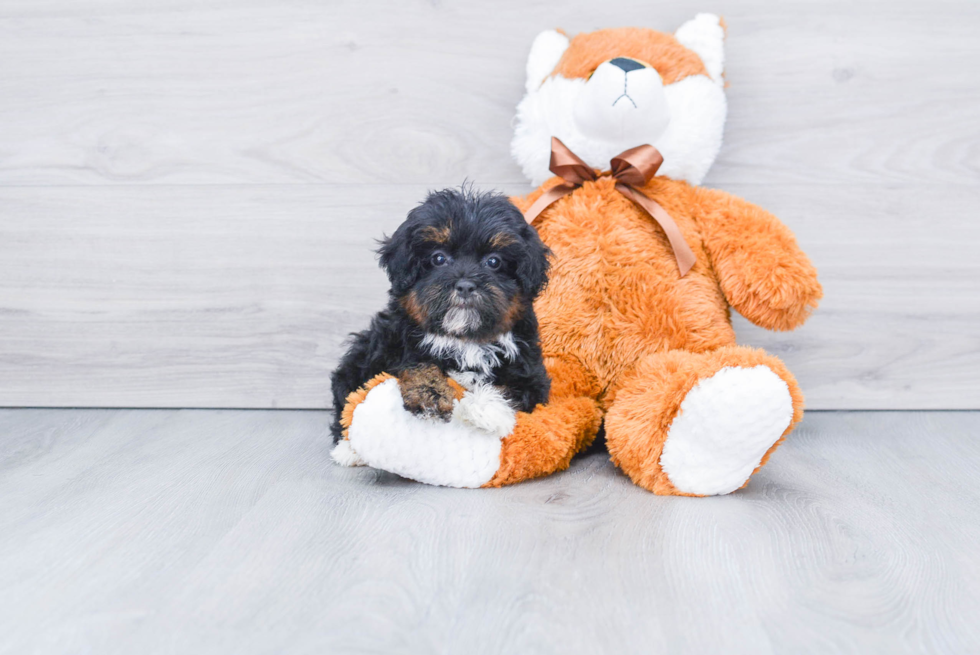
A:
379;189;549;341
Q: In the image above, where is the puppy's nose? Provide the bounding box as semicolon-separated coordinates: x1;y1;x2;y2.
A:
454;279;477;297
609;57;646;73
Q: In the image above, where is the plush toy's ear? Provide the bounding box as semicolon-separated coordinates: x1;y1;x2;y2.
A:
525;29;570;92
674;13;726;85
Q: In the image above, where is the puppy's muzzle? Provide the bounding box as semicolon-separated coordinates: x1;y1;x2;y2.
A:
442;280;491;335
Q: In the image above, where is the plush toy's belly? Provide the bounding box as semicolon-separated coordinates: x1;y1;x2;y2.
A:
532;182;734;387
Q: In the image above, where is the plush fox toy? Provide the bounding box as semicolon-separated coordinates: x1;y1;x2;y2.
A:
335;14;822;495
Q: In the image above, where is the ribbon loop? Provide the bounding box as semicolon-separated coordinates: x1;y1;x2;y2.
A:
610;144;663;187
523;137;696;277
549;137;597;186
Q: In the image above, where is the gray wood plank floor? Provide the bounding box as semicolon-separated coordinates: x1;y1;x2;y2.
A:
1;0;978;409
2;409;978;654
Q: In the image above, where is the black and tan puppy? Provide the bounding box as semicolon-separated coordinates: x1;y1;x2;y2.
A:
330;187;551;441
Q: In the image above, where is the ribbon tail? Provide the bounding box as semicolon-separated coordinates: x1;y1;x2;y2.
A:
616;184;697;277
523;183;577;224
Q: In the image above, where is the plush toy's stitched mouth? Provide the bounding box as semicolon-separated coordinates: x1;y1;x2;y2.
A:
612;74;637;108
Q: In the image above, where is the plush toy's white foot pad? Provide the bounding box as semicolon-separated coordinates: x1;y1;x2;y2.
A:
345;379;509;488
659;365;793;496
331;439;366;467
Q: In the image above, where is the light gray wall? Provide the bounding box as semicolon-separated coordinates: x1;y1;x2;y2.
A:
0;0;977;408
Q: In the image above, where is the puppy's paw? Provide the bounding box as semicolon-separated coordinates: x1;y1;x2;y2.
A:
399;364;455;421
453;384;517;438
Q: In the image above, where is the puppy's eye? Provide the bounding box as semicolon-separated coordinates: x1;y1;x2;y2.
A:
484;255;502;270
431;252;449;267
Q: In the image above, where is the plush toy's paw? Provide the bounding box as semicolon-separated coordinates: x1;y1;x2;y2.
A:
341;369;602;489
345;378;508;488
659;365;793;495
452;383;517;438
330;438;366;467
398;364;455;421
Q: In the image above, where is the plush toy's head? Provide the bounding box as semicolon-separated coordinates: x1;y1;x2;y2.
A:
379;188;550;341
512;14;727;187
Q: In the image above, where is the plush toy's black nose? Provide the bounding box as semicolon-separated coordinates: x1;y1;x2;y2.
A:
455;279;477;297
609;57;646;73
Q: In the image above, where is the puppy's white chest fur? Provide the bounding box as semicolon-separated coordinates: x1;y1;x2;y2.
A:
420;332;519;382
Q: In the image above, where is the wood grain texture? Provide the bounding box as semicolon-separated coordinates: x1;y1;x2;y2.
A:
0;0;976;187
1;0;978;408
1;183;977;409
1;408;979;654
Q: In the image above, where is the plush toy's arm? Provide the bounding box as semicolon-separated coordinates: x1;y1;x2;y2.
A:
330;307;447;439
692;187;822;331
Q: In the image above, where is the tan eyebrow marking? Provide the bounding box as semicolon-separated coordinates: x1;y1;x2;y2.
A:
418;225;451;244
489;232;517;248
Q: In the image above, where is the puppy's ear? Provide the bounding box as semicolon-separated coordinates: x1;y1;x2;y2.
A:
377;229;417;295
516;224;551;298
377;234;398;277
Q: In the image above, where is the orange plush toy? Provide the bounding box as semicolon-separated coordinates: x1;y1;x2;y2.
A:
334;14;822;495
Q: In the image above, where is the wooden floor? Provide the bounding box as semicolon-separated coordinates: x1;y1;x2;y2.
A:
1;409;978;654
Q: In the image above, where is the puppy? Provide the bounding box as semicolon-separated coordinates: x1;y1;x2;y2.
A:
330;187;551;440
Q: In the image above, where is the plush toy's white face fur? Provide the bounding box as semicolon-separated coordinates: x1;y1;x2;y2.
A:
511;14;727;187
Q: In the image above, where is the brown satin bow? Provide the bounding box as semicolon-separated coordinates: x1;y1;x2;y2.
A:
523;137;696;277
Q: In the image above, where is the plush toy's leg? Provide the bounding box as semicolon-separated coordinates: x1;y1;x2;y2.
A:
482;354;603;487
603;346;804;496
335;358;602;489
482;396;602;487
